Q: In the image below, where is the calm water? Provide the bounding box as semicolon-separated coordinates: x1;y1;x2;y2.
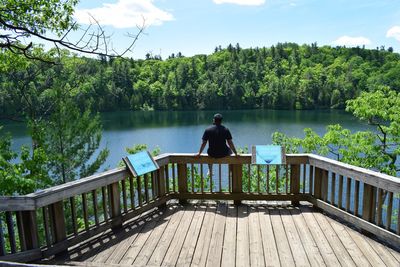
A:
1;109;372;169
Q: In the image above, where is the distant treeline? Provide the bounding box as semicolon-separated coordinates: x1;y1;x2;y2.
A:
2;42;400;115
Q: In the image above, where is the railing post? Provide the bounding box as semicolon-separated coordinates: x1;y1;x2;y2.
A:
290;164;300;206
321;170;329;202
314;167;322;199
16;211;39;251
158;166;167;197
49;201;67;256
109;182;122;229
232;164;243;205
177;163;188;204
362;184;377;222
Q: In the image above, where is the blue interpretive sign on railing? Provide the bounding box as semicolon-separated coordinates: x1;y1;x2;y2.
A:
123;151;159;176
251;145;286;165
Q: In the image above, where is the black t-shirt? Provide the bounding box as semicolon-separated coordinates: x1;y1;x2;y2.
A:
202;124;233;158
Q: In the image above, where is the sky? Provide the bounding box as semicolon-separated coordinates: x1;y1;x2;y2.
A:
72;0;400;59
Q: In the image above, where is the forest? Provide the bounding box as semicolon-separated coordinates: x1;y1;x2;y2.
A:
2;42;400;118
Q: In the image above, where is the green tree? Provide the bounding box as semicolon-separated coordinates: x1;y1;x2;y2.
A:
42;87;109;184
273;88;400;176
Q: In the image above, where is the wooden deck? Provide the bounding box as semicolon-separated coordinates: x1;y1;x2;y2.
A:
54;201;400;267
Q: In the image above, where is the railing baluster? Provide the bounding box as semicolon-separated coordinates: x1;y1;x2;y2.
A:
101;187;108;221
144;174;149;203
354;180;360;216
92;190;99;225
219;164;222;192
338;175;344;209
172;163;176;192
346;178;351;212
137;175;143;207
397;198;400;235
386;192;393;230
302;164;306;194
200;164;204;193
321;170;328;202
275;166;279;194
151;172;155;199
165;165;170;193
0;215;5;256
308;165;313;195
42;207;51;246
69;197;77;234
247;164;251;193
210;164;213;193
285;164;289;194
129;176;135;209
191;163;195;193
228;165;232;193
266;165;270;194
121;179;128;213
257;165;260;193
5;211;16;253
331;172;336;205
376;189;383;226
82;193;89;230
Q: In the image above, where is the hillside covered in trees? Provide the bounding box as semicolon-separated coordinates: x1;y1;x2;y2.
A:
1;43;400;117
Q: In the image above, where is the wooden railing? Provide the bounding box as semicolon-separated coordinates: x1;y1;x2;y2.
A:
0;153;399;263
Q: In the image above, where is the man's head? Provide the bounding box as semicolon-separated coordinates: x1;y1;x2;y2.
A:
213;113;223;125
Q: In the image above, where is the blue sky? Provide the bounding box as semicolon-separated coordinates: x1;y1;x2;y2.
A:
73;0;400;59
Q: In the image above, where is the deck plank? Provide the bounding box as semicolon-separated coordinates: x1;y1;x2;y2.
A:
346;225;386;266
162;205;196;267
135;206;185;266
191;204;217;267
105;213;160;264
326;215;373;267
236;205;250;267
145;205;185;266
364;236;400;267
248;205;265;267
300;207;341;266
206;202;228;267
119;205;177;265
221;205;237;267
269;207;295;266
280;208;310;266
258;206;280;267
176;205;207;266
289;208;325;267
311;209;356;267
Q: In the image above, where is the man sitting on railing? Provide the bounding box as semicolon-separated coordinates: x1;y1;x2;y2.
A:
196;113;238;158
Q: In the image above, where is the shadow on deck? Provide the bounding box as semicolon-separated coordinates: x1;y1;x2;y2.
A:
51;201;399;267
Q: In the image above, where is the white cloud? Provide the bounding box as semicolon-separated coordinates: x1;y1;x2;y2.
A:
386;26;400;42
332;36;371;46
74;0;174;29
213;0;266;6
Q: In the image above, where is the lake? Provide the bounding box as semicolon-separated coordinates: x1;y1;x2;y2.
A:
1;109;372;170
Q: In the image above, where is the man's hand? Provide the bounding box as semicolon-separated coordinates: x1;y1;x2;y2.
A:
195;152;202;157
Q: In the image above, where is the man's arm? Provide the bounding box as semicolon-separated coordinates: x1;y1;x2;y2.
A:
227;139;238;156
197;140;207;156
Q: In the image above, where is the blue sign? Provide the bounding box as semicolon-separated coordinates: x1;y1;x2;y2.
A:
125;151;158;176
252;145;285;165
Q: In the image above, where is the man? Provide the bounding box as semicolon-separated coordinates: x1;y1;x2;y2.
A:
197;113;238;157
